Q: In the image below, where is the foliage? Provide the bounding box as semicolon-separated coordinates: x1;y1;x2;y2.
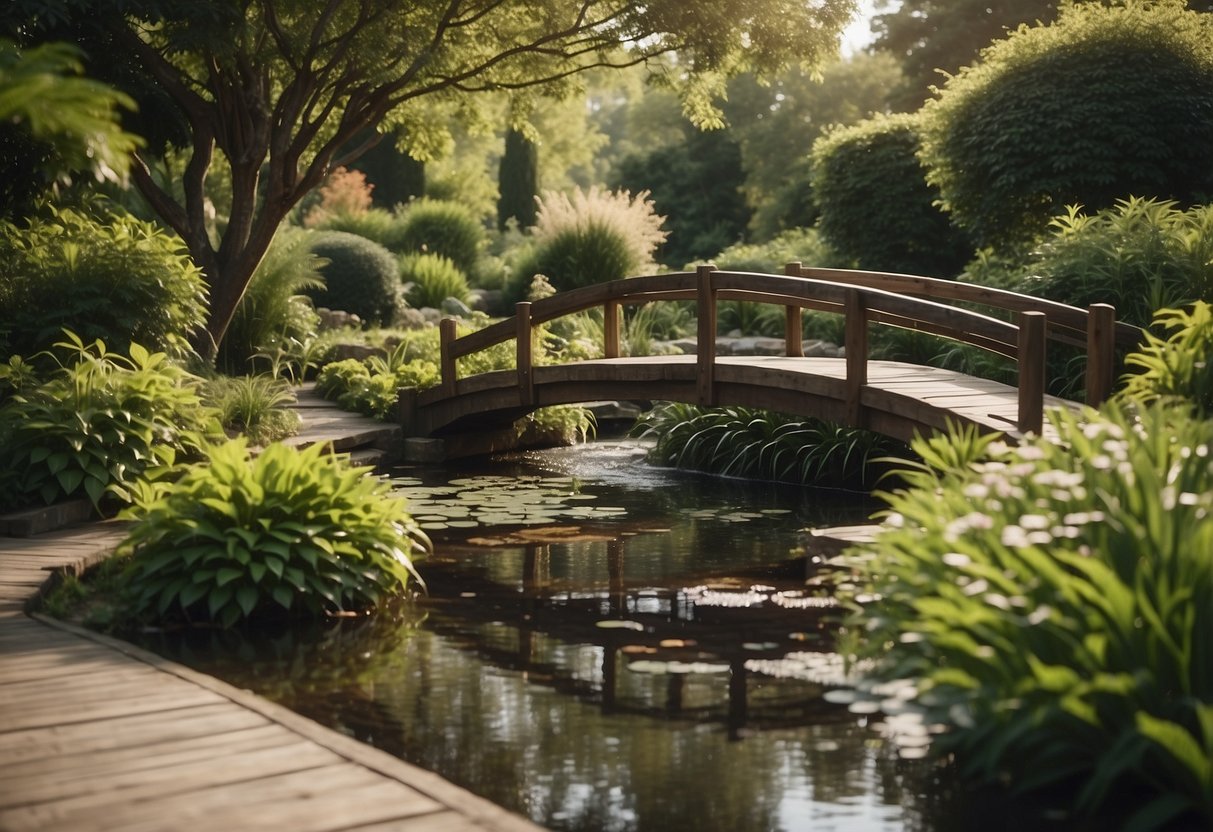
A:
0;39;141;200
302;166;374;227
315;345;441;420
204;375;301;446
217;225;325;375
521;405;596;445
918;1;1213;248
510;186;667;297
1013;198;1213;329
840;405;1213;828
0;202;208;362
633;403;908;490
710;227;842;273
613;127;750;268
1118;302;1213;418
811;113;972;277
305;231;402;326
396;198;486;279
118;438;429;628
311;208;399;249
401;253;472;309
0;333;217;510
498;127;539;232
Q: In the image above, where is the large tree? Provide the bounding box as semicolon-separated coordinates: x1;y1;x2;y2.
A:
6;0;853;360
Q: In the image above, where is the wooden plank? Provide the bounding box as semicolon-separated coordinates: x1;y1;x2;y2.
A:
1018;311;1047;434
696;265;717;407
439;317;458;397
344;810;487;831
0;685;226;733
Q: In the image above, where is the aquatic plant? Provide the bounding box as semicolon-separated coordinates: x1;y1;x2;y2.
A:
633;403;908;490
119;438;429;627
839;404;1213;829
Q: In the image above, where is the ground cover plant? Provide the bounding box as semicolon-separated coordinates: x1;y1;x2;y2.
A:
633;403;908;490
204;375;301;446
838;406;1213;828
118;438;429;628
0;332;217;510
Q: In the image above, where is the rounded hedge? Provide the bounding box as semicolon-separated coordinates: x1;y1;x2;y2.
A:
810;113;973;277
305;231;402;325
396;198;486;279
919;1;1213;247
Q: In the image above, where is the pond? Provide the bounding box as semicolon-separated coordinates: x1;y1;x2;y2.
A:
134;440;975;832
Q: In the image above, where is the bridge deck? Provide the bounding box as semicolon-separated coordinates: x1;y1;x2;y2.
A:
416;355;1075;443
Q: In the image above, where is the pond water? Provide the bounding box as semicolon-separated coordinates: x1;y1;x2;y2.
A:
135;441;976;832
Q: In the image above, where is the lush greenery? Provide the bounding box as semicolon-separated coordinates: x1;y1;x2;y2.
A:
498;128;539;232
401;253;472;310
396;198;487;279
918;0;1213;247
305;231;402;326
0;203;208;361
0;334;215;510
1119;302;1213;418
840;406;1213;828
633;403;908;490
118;438;429;627
204;375;300;446
810;113;971;277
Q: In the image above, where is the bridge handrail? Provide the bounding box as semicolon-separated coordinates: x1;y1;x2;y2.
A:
436;265;1133;434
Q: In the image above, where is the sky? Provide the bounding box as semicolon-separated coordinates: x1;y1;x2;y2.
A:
840;0;880;55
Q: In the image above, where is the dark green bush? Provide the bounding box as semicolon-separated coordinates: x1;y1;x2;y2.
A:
633;403;908;490
1118;302;1213;417
396;198;486;279
401;252;471;309
313;208;399;249
840;406;1213;828
0;333;217;510
305;231;402;326
810;113;972;277
119;438;429;627
919;1;1213;247
0;204;208;361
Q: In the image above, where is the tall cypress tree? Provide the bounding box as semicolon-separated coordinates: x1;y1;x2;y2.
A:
497;128;538;231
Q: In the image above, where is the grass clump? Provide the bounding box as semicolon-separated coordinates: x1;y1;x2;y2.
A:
839;406;1213;828
119;438;429;628
401;252;471;309
204;375;300;445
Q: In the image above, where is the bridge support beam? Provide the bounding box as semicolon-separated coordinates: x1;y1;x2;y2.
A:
1018;311;1046;434
516;301;534;407
844;288;868;426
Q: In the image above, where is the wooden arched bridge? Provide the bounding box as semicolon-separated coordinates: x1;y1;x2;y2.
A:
399;264;1143;446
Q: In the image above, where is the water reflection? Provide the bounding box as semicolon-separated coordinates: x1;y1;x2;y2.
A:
135;443;957;832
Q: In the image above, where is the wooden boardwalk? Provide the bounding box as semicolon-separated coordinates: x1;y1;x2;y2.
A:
0;428;542;830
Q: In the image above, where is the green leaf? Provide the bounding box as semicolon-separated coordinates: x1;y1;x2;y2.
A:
215;567;243;587
271;584;294;610
235;584;258;617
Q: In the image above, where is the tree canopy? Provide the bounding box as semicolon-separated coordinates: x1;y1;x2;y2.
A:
5;0;855;358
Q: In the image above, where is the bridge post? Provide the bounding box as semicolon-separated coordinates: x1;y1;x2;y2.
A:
844;288;868;426
604;300;621;359
1085;303;1116;406
439;317;458;397
1018;310;1047;434
516;301;534;407
696;265;718;406
783;263;803;357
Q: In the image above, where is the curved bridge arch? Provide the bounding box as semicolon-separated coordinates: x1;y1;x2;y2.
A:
402;266;1143;445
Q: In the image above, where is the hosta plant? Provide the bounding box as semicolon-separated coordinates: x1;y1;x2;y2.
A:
119;438;429;627
839;404;1213;829
0;333;216;510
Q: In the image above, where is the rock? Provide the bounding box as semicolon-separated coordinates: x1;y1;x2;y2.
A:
440;297;473;317
328;343;381;362
315;307;363;331
585;401;645;422
470;288;505;315
667;338;699;355
393;308;430;330
803;339;842;357
733;337;787;356
420;308;442;324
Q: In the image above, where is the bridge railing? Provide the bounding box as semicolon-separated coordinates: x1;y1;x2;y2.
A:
435;266;1142;434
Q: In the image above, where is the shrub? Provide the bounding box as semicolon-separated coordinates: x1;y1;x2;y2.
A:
810;113;972;277
217;226;325;375
204;375;301;445
305;231;402;326
302;166;374;227
509;187;667;298
401;252;471;309
1118;302;1213;417
839;406;1213;828
710;227;842;274
919;1;1213;247
1015;198;1213;329
396;198;486;278
0;203;207;361
0;333;216;510
633;403;908;490
312;208;399;249
118;438;429;628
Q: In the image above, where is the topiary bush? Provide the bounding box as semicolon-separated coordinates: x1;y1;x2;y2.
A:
118;438;429;628
396;198;486;279
0;203;208;361
508;186;667;300
305;231;402;326
0;333;217;510
811;113;973;277
839;406;1213;828
919;0;1213;247
401;252;471;309
1118;301;1213;417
